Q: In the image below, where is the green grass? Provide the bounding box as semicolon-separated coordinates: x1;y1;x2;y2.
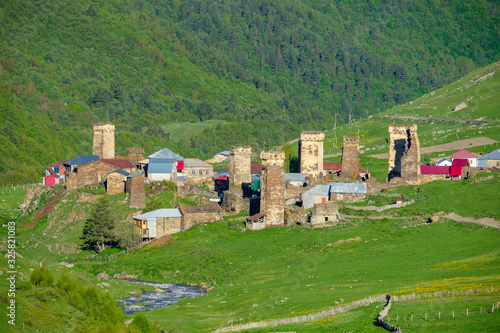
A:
162;120;228;142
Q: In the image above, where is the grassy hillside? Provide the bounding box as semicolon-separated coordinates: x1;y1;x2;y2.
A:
0;0;498;185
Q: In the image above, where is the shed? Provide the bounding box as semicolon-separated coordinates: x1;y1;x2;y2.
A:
177;203;224;230
133;208;182;239
43;175;56;187
106;169;130;194
245;213;266;230
301;185;331;209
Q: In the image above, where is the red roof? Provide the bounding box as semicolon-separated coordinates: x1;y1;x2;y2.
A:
451;149;477;159
420;165;450;175
451;159;468;168
450;167;463;176
101;159;135;169
251;162;262;174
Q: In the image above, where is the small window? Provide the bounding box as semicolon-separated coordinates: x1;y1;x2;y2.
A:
191;170;195;175
497;161;499;167
199;170;203;175
206;169;210;175
325;217;329;222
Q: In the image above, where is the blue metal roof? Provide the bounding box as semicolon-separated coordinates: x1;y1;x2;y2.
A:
110;169;130;176
149;148;184;160
329;182;367;194
148;161;175;174
302;185;331;196
63;155;100;166
127;172;144;178
478;149;500;160
216;150;230;156
284;173;309;182
133;208;181;220
251;174;260;182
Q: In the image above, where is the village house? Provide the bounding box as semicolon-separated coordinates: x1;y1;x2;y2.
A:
301;185;331;209
450;149;478;167
329;182;367;202
177;203;224;230
106;169;130;194
420;165;450;182
309;200;339;228
436;158;452;166
180;158;214;185
478;149;500;169
100;159;136;173
145;148;184;181
133;208;182;240
323;161;370;180
450;158;469;180
63;155;100;174
44;159;71;186
65;157;119;191
284;173;309;187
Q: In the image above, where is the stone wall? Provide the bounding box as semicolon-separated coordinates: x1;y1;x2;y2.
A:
156;217;182;237
310;201;338;228
332;192;366;203
229;146;251;188
260;150;285;227
388;124;420;184
299;131;324;179
284;185;309;200
377;295;401;333
106;172;127;194
93;123;115;159
420;174;448;183
221;189;249;214
126;174;145;208
341;136;359;179
178;203;224;230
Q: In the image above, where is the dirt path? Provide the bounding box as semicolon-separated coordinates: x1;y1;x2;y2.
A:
369;137;498;159
390;115;488;124
25;188;65;230
443;213;500;229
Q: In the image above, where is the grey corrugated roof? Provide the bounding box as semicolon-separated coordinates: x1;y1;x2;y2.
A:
184;158;211;168
110;169;130;176
329;182;367;194
63;155;100;166
213;170;230;179
478;149;500;160
302;185;331;196
437;158;451;164
251;174;260;182
149;148;184;160
127;173;144;178
284;173;308;182
133;208;181;220
148;161;175;174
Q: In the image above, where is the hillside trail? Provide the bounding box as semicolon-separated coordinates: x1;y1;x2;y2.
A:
443;213;500;229
24;188;65;230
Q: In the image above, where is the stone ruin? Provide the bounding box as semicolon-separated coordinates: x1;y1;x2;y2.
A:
299;131;324;180
229;146;251;188
388;124;421;184
260;150;285;227
93;123;115;159
341;136;359;180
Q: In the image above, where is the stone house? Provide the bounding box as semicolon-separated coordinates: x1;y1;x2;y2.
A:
284;173;309;187
177;203;224;230
329;182;367;202
180;158;214;185
309;201;339;228
133;208;182;240
101;159;136;173
478;149;500;169
65;159;117;191
106;169;130;194
420;165;450;183
63;155;100;174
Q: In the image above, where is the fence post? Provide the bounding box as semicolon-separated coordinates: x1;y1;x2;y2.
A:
438;312;440;319
466;308;468;316
452;311;454;318
425;313;427;320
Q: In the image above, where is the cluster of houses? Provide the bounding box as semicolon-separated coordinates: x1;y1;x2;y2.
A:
41;123;500;242
421;148;500;181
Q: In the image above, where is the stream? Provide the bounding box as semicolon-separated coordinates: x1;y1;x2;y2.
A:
117;281;206;314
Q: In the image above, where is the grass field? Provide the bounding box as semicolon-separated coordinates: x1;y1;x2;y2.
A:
162;120;228;142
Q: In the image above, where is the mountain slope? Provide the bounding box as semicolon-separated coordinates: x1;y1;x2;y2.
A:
0;0;498;185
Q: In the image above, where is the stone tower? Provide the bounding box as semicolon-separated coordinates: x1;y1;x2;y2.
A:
341;136;359;179
299;131;324;179
229;146;251;188
126;173;145;209
260;150;285;227
388;124;421;184
93;123;115;159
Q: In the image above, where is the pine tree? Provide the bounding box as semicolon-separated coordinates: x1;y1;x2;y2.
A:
82;197;115;252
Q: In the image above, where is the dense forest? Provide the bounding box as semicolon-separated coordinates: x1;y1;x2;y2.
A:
0;0;498;185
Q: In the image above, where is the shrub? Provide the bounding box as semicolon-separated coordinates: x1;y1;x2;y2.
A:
30;263;55;287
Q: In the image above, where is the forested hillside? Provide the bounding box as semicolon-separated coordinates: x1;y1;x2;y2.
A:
0;0;498;185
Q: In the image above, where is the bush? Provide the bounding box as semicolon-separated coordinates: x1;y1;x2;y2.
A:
30;263;55;287
130;313;159;333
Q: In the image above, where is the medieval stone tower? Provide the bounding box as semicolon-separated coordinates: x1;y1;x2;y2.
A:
126;173;145;209
388;124;421;184
229;146;251;188
299;131;325;179
260;150;285;227
93;123;115;159
341;136;359;179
